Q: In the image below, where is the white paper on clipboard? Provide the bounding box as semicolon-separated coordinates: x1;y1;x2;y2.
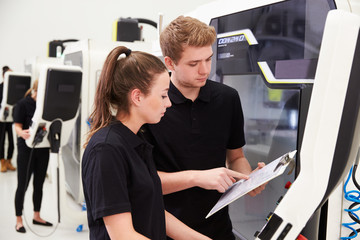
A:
206;150;297;218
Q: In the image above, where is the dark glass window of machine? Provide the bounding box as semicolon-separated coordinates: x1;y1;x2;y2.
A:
42;69;82;121
7;76;31;105
210;0;335;82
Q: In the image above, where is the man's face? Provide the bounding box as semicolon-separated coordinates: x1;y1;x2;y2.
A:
167;45;213;89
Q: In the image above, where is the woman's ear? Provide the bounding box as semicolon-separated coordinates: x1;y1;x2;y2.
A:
130;88;142;106
164;56;175;71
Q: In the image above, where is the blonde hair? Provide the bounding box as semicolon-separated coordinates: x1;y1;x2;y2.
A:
24;80;38;97
160;16;216;63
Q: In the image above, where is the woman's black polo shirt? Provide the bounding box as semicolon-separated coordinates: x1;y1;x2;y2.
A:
82;121;166;240
13;95;36;148
143;80;245;240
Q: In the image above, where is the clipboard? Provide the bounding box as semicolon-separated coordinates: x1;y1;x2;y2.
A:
206;150;297;218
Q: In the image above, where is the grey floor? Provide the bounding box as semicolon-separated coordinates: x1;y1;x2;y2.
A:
0;167;89;240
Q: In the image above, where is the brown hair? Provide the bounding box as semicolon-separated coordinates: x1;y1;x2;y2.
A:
84;46;167;147
24;80;38;97
160;16;216;64
2;66;10;78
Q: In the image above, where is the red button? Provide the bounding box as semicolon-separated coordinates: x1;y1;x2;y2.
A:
297;234;308;240
285;181;292;189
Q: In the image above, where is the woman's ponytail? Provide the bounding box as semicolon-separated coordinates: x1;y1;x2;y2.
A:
85;46;131;147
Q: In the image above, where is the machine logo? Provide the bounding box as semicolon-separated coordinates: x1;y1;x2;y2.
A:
218;34;246;45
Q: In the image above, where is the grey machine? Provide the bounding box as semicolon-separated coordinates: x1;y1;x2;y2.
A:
254;9;360;240
205;0;354;239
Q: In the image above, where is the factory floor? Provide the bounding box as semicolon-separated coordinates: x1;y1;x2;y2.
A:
0;163;89;240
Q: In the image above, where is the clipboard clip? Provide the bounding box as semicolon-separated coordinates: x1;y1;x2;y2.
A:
273;152;296;175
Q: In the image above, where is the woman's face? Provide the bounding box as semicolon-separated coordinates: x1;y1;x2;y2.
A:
140;71;171;124
31;89;37;101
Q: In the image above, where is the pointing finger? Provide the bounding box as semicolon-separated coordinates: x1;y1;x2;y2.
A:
225;169;249;180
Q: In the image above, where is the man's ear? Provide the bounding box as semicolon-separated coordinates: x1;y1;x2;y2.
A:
130;88;142;106
164;56;175;71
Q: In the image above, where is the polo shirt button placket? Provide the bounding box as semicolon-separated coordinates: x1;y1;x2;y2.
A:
191;104;200;133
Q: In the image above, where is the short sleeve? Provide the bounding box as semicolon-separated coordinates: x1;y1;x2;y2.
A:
13;99;26;124
227;90;246;149
0;84;3;106
83;143;131;221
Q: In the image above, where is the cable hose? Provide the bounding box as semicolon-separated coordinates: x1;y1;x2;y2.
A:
135;18;157;28
22;135;59;237
342;165;360;239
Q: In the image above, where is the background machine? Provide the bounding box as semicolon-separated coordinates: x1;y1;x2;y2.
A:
62;39;153;205
25;64;85;226
0;72;31;165
0;72;31;122
24;56;63;82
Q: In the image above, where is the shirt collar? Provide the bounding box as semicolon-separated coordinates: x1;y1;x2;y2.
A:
114;121;153;161
26;94;36;104
169;80;211;104
112;120;148;149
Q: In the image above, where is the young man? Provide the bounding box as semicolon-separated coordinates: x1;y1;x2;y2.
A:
143;16;266;240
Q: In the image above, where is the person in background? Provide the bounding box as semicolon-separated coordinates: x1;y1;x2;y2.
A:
13;80;52;233
82;46;211;240
0;66;15;172
142;16;266;240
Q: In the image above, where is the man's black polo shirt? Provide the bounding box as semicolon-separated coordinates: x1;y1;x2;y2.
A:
82;121;166;240
143;80;245;240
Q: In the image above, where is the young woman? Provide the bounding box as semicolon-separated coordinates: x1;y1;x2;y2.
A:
13;80;52;233
82;46;211;240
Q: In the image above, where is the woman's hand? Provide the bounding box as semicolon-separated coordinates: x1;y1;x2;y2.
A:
19;129;31;140
14;123;30;140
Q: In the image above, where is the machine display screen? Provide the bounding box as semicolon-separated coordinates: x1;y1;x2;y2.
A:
7;75;31;105
42;69;82;121
210;0;335;82
217;33;248;59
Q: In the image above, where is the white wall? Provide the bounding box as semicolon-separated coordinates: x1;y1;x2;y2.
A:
0;0;212;73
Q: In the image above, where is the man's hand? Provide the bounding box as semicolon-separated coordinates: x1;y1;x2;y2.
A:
194;168;249;193
247;162;267;197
